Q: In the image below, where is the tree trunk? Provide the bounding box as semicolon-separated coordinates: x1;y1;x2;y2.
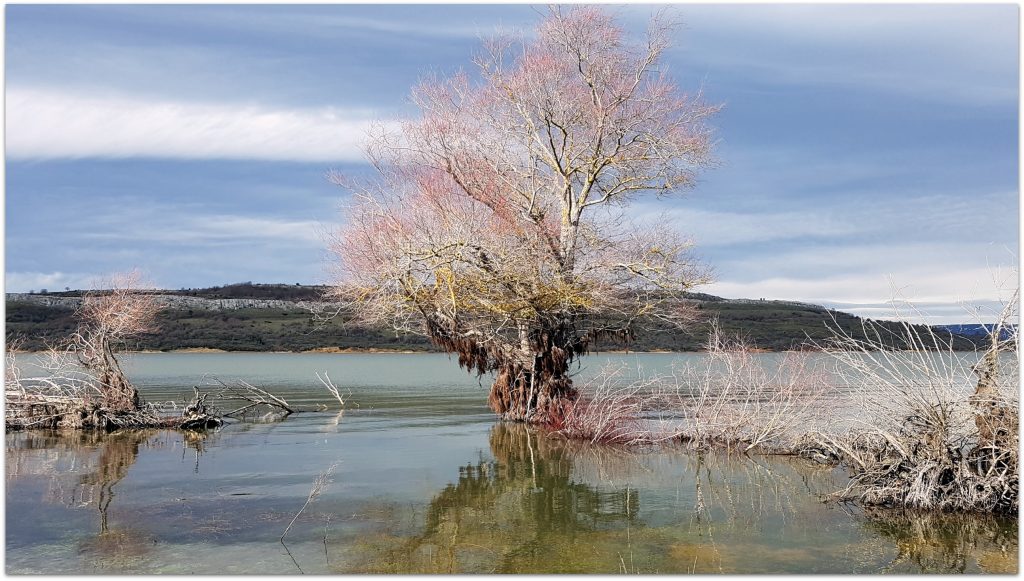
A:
971;334;1004;447
487;363;577;423
425;314;583;424
98;342;140;413
486;327;580;424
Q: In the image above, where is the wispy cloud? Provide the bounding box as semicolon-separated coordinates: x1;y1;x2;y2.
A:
672;4;1017;107
823;299;1014;326
704;266;1006;305
6;87;387;162
81;213;324;245
648;206;860;247
195;8;507;40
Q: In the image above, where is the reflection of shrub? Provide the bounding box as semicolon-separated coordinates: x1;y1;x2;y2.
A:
858;508;1018;574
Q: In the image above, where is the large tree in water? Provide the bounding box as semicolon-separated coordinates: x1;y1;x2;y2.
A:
329;7;718;423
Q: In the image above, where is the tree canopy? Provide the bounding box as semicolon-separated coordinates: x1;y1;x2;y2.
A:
329;6;718;422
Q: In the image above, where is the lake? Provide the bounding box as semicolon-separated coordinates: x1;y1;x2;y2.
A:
5;353;1018;574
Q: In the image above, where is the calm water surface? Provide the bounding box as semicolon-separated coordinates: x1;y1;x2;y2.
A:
6;353;1018;574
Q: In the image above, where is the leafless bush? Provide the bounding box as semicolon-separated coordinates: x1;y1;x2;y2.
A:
550;325;829;453
6;271;166;431
72;270;161;413
548;365;663;445
803;290;1018;514
667;326;829;453
6;343;162;431
6;338;26;398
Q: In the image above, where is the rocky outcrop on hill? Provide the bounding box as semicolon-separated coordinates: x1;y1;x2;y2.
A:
6;293;325;312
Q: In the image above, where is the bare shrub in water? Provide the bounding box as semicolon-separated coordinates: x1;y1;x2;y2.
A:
804;290;1019;514
550;325;828;452
545;277;1018;517
668;326;828;453
547;365;664;445
6;271;167;430
72;270;162;413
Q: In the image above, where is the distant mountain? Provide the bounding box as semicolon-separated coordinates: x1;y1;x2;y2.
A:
935;324;1017;341
6;283;985;353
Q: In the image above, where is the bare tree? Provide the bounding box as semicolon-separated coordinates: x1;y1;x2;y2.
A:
328;7;718;423
72;270;161;413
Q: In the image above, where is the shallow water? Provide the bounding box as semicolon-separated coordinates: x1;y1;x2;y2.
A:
5;353;1018;574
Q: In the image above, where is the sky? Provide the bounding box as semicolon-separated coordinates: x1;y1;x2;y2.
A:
4;4;1019;324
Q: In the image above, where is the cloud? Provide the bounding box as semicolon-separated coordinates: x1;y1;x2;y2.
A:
823;300;1014;326
646;206;860;247
5;271;95;293
703;267;1001;304
701;261;1017;325
205;8;506;40
81;213;324;245
671;4;1017;108
6;87;389;162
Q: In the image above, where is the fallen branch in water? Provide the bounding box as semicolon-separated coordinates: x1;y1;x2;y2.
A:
316;371;346;407
216;379;295;418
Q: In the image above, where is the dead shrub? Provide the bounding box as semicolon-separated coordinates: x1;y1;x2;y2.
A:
803;290;1018;515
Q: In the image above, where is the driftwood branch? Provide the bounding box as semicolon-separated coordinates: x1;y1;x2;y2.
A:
179;387;224;431
316;371;347;407
215;379;295;418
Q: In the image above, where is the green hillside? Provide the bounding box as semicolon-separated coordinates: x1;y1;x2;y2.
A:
5;283;981;352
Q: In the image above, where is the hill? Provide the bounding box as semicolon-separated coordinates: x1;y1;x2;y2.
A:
935;324;1017;341
5;283;982;353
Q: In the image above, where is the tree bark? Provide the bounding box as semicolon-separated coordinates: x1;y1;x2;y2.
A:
486;323;580;423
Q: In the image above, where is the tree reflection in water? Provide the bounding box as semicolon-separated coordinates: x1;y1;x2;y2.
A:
73;430;159;569
5;425;1017;574
344;423;641;573
5;430;161;569
338;423;1018;574
6;429;215;572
